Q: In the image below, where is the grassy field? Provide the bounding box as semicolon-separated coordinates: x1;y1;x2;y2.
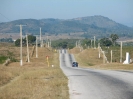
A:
102;46;133;63
1;43;133;99
0;43;69;99
69;48;103;66
70;47;133;70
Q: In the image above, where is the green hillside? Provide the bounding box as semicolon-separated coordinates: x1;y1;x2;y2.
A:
0;15;133;38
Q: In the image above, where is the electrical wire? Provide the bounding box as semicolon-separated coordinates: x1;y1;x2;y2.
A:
0;12;10;22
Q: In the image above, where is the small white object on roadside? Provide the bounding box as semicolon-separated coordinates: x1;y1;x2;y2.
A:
123;52;130;64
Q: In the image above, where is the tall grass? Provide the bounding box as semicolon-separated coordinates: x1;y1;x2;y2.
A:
70;47;133;70
102;46;133;63
0;66;68;99
0;45;69;99
70;48;103;66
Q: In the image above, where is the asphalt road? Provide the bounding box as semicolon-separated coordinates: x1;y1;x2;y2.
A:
59;49;133;99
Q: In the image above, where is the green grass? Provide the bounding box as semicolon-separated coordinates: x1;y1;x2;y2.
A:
71;47;133;70
0;56;7;64
102;46;133;63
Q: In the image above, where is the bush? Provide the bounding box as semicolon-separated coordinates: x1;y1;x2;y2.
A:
0;56;7;64
51;39;76;49
15;35;36;46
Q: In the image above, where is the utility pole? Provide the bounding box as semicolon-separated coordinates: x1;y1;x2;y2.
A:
78;40;80;48
103;51;105;64
48;41;50;48
26;35;30;62
40;27;42;47
16;24;26;66
41;39;43;47
120;41;123;63
91;39;92;48
111;50;112;63
47;36;48;47
76;41;77;47
50;39;51;47
98;43;100;58
78;40;82;51
94;36;96;49
36;37;38;58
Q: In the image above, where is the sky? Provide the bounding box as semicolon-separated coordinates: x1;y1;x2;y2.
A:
0;0;133;27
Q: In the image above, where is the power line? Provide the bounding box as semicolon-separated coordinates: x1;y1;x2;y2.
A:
0;12;11;22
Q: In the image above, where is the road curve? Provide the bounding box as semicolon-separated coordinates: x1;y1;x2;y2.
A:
59;49;133;99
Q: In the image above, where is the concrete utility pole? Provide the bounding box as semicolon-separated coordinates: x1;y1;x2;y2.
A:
46;36;48;47
50;39;51;47
76;41;78;47
40;27;42;47
42;39;44;47
16;24;26;66
78;40;80;47
120;41;123;63
26;35;30;62
91;39;92;48
48;41;50;48
98;43;100;58
111;50;112;63
78;40;82;51
103;51;105;64
40;27;41;41
94;36;96;49
36;37;38;58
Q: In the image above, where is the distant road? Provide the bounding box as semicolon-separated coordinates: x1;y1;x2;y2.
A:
59;49;133;99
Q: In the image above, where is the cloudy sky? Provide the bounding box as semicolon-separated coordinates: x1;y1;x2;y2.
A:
0;0;133;27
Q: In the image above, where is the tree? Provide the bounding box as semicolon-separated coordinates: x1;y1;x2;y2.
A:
15;35;36;46
51;39;76;49
15;39;20;46
100;38;112;46
0;38;13;42
81;39;91;48
27;35;36;44
57;41;68;48
15;38;26;46
110;34;119;46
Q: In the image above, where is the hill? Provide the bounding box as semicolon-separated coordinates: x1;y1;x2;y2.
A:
0;15;133;38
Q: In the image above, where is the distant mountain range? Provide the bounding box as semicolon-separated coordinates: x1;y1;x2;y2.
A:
0;15;133;38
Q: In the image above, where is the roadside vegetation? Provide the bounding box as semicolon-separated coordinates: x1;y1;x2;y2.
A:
0;43;25;64
0;33;133;98
70;47;133;70
51;39;78;49
0;43;69;99
80;34;119;48
101;46;133;63
69;48;103;66
0;38;13;43
69;34;133;70
0;56;7;64
15;35;36;46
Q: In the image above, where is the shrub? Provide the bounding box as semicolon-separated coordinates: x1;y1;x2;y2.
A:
0;56;7;64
